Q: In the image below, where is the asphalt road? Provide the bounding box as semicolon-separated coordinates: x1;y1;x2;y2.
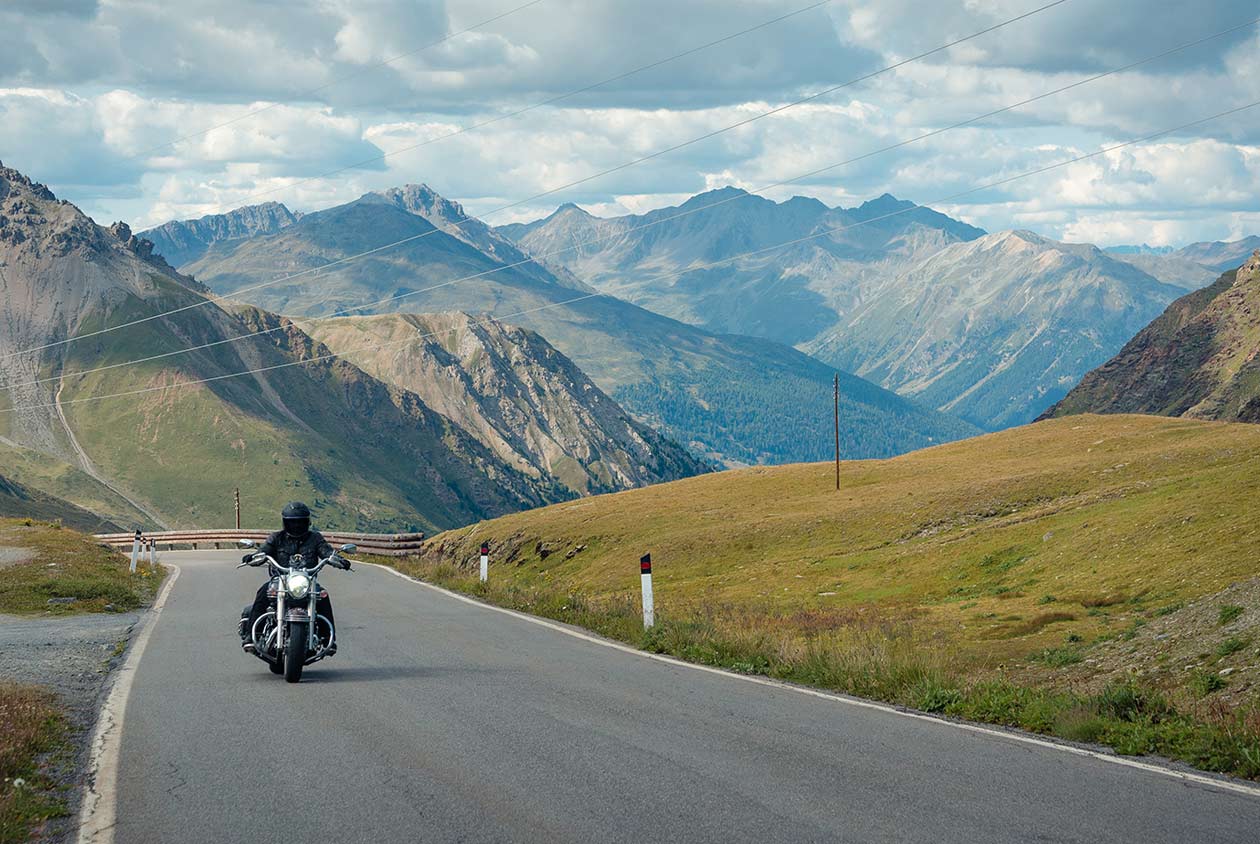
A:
111;551;1260;843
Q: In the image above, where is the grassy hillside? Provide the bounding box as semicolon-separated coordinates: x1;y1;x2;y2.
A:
0;440;148;531
45;280;561;532
0;474;119;533
413;415;1260;776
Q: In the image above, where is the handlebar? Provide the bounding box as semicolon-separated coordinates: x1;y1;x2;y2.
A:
238;552;349;574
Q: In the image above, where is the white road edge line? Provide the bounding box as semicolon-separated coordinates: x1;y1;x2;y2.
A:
77;564;182;844
367;562;1260;800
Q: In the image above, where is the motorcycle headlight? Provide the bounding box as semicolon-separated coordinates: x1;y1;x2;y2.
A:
286;573;310;599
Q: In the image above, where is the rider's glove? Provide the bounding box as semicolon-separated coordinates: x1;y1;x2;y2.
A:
241;552;255;564
337;556;352;571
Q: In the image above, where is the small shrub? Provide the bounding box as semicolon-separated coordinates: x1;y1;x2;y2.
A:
914;680;963;714
1218;605;1244;626
1055;705;1107;744
1152;602;1184;617
1215;637;1247;658
1033;646;1084;667
1096;682;1171;722
1189;671;1227;698
1037;594;1057;605
953;681;1032;724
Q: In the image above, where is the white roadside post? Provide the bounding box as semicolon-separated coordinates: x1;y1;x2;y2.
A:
148;539;156;569
129;529;141;573
640;553;654;629
479;542;489;583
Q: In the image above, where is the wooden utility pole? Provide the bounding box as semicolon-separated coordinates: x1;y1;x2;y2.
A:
834;373;841;491
234;488;241;530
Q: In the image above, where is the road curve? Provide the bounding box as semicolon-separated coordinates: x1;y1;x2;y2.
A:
109;551;1260;843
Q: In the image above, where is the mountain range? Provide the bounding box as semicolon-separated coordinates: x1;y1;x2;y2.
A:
0;162;701;531
1044;250;1260;422
499;189;1224;429
143;201;301;268
145;187;980;465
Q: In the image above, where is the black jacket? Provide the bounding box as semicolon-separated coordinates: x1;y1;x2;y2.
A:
258;529;339;575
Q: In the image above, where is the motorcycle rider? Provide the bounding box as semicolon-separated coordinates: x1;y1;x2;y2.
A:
239;501;350;655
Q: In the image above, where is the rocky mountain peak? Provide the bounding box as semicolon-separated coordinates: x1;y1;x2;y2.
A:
1243;249;1260;276
550;201;596;220
679;186;753;209
0;161;58;203
0;164;124;260
853;192;913;217
372;183;466;221
138;201;300;268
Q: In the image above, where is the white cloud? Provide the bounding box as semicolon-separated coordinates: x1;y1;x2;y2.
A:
0;0;1253;248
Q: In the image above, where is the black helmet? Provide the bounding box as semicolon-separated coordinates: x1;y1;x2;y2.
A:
281;501;311;537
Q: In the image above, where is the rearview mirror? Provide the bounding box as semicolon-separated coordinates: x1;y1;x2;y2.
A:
237;538;256;549
339;543;357;554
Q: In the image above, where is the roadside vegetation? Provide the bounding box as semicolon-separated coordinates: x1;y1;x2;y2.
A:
0;518;162;615
400;415;1260;780
0;683;67;844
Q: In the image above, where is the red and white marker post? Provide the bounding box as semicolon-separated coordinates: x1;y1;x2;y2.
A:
479;543;489;583
640;553;654;629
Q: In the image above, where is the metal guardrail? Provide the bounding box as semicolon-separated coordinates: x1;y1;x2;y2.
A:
94;529;427;557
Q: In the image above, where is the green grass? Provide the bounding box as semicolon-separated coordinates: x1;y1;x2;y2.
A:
0;683;67;844
405;414;1260;780
1190;671;1228;698
1032;645;1085;667
1219;605;1245;626
0;519;162;615
1217;636;1248;658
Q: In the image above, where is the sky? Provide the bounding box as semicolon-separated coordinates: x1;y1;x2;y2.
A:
1;0;1257;246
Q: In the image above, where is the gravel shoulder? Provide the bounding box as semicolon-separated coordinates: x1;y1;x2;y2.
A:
0;610;141;842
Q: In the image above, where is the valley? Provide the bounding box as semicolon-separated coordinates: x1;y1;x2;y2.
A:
150;187;981;466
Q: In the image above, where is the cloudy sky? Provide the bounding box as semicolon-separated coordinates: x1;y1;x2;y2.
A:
1;0;1258;246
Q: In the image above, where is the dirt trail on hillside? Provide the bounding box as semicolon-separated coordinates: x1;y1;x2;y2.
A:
53;377;169;529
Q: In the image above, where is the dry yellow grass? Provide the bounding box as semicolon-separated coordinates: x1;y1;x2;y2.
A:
423;414;1260;667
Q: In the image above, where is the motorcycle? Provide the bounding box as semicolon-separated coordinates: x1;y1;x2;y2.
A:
236;538;356;683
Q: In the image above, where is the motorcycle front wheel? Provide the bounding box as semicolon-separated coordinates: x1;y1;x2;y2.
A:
284;622;306;683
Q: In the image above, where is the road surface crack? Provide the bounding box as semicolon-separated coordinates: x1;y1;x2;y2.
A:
164;760;188;798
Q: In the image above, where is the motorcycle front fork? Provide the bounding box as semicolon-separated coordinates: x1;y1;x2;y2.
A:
267;587;324;654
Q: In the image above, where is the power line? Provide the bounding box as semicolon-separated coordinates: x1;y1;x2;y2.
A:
2;0;1069;361
5;97;1256;417
7;14;1251;392
186;0;1074;214
176;0;841;215
125;0;548;160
